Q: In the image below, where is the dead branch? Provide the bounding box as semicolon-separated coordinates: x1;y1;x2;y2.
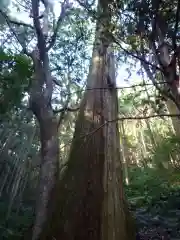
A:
116;113;180;121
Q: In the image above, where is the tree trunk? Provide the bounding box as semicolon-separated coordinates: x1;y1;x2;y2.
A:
32;110;59;240
29;19;60;240
139;121;147;159
37;3;136;239
145;119;157;148
166;99;180;136
120;121;129;185
29;69;60;240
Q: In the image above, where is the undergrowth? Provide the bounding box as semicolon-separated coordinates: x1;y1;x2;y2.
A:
125;167;180;239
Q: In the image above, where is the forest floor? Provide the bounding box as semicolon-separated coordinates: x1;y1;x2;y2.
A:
126;167;180;240
0;167;180;239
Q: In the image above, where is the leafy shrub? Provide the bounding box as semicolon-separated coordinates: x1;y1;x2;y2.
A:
151;134;180;169
125;167;180;208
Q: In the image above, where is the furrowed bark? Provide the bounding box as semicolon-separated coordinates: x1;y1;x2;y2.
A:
37;0;136;238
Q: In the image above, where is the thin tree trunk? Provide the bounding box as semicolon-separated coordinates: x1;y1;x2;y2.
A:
166;99;180;136
120;121;129;185
32;113;59;240
145;119;157;148
139;121;147;159
29;2;60;239
30;81;59;240
0;165;10;197
37;3;136;239
133;122;140;165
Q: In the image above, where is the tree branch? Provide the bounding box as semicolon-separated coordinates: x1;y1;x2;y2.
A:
31;0;53;103
0;10;29;54
47;0;72;51
9;18;34;29
60;113;180;151
113;37;162;72
173;0;180;51
116;113;180;121
54;106;80;114
60;82;167;97
74;0;162;72
31;0;46;60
